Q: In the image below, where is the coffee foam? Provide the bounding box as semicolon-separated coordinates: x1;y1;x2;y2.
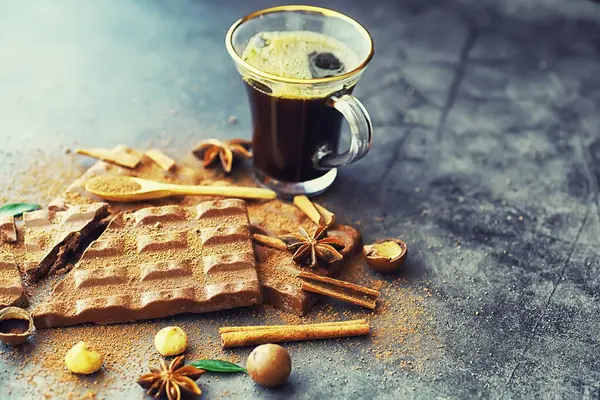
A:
241;31;361;99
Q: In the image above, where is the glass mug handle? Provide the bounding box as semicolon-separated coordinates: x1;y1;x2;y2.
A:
314;94;373;169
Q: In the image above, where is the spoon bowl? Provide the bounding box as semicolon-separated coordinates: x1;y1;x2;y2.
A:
85;176;277;202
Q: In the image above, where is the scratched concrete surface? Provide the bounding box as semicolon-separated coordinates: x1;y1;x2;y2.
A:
1;0;600;398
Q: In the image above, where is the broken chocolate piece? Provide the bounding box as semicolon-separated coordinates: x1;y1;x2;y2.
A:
33;200;261;328
76;147;142;169
22;203;109;282
0;216;17;243
0;216;27;308
145;149;176;172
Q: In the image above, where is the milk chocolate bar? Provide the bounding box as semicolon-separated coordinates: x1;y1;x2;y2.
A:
0;216;27;307
33;200;262;328
22;203;109;281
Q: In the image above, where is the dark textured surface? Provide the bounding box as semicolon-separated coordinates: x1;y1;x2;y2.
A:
2;0;600;398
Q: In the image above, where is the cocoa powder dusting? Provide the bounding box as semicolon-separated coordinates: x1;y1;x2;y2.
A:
0;149;83;205
0;148;440;397
253;254;441;371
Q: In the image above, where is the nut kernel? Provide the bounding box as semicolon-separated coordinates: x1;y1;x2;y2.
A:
364;239;408;273
64;341;103;374
247;343;291;388
154;326;188;356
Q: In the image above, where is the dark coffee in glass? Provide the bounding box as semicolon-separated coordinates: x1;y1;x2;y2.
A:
227;7;374;196
242;31;359;183
246;82;351;182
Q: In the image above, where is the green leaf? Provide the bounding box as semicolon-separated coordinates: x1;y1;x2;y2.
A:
190;360;247;373
0;203;41;217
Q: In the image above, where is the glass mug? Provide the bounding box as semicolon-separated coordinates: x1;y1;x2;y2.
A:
226;5;374;196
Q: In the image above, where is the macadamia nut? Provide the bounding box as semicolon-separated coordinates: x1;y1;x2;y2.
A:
154;326;188;356
246;344;291;388
64;341;103;375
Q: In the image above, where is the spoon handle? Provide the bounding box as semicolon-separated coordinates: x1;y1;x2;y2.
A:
165;184;277;200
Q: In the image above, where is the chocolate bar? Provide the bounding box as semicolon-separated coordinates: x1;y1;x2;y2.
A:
22;203;109;281
0;216;27;307
33;200;262;328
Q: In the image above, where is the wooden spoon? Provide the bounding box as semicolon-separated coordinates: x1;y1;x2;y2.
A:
85;175;277;202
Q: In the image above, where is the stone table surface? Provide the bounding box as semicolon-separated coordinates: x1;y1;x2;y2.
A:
1;0;600;399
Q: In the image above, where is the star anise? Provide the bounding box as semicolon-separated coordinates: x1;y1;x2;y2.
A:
278;226;345;268
192;138;252;173
137;356;205;400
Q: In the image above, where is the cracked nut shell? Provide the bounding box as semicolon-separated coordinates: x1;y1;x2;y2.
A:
363;239;408;273
0;306;36;346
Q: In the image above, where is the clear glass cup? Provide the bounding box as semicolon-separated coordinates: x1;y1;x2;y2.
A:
226;5;374;197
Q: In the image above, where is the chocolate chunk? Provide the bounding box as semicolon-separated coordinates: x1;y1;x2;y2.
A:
33;200;261;328
0;216;17;244
0;216;27;308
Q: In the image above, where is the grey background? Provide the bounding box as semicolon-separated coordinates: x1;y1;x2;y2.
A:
1;0;600;398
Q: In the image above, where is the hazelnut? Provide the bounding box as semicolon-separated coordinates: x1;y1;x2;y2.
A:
363;239;408;273
154;326;188;356
246;344;291;388
64;341;103;374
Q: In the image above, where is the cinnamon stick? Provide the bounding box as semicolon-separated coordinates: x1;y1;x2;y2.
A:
219;319;365;333
297;271;379;309
313;202;335;226
292;195;335;226
145;149;176;172
252;233;288;250
293;195;322;225
219;319;370;348
76;148;141;169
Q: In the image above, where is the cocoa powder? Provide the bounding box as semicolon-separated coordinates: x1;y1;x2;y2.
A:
85;176;141;194
0;149;83;206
